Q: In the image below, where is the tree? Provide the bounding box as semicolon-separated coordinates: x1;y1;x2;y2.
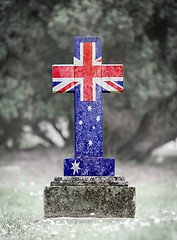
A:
0;0;176;161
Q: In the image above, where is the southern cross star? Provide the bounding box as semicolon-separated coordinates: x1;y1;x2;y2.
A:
79;120;83;125
87;105;92;111
88;140;93;146
96;116;100;122
71;160;81;175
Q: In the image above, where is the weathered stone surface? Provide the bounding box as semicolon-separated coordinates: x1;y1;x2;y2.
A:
51;176;128;186
44;176;136;218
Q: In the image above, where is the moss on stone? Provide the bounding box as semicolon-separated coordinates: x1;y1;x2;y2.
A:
44;176;136;218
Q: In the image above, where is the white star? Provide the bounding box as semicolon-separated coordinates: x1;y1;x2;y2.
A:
93;126;95;129
88;105;92;111
96;116;100;122
88;140;93;146
71;160;81;175
79;120;83;125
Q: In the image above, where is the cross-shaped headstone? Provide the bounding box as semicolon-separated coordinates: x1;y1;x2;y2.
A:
52;37;123;176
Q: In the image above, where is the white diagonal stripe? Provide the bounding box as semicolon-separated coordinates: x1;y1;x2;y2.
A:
102;77;123;82
94;78;123;92
53;78;80;92
74;43;83;66
52;78;74;82
92;42;102;65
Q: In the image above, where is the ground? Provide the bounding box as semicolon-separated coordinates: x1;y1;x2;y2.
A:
0;147;177;240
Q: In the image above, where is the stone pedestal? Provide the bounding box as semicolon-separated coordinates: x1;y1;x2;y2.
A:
44;176;136;218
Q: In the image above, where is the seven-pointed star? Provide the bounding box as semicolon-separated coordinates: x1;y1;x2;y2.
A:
71;160;81;175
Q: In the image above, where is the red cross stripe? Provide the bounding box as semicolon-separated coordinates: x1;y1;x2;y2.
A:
102;65;123;93
52;42;123;101
74;42;101;101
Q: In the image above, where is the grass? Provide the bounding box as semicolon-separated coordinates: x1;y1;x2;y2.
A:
0;147;177;239
0;179;177;240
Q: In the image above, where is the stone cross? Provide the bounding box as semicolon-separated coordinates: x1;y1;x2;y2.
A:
52;37;123;176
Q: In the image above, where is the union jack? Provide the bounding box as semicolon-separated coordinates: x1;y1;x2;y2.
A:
52;38;123;101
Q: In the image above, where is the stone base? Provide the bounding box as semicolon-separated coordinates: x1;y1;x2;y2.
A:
44;176;136;218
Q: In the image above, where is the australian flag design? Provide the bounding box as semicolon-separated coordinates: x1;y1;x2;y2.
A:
52;37;123;176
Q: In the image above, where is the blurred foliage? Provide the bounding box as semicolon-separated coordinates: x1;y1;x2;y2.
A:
0;0;176;159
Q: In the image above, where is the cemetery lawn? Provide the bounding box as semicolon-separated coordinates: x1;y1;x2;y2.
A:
0;148;177;240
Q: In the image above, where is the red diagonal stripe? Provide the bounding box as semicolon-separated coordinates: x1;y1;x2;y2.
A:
56;82;78;93
52;65;74;78
97;59;102;62
105;81;123;92
102;65;123;77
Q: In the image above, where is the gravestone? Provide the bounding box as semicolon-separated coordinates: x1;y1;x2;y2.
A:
44;37;136;218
